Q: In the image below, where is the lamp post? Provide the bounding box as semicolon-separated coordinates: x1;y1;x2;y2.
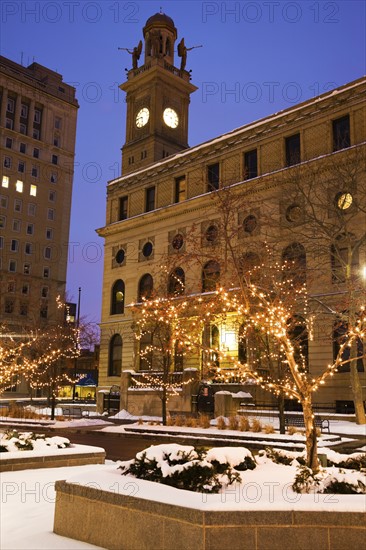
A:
72;287;81;401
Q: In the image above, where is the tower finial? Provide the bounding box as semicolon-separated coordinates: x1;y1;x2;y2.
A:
160;6;163;14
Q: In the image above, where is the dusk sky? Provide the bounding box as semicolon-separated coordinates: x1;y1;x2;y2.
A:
2;0;365;325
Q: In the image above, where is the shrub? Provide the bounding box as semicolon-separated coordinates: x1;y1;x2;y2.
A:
292;465;366;494
239;416;250;432
287;426;299;435
137;418;144;425
263;447;306;466
173;415;185;427
251;418;262;432
198;414;211;429
228;415;239;430
120;444;256;494
185;416;198;428
264;424;275;434
216;416;227;430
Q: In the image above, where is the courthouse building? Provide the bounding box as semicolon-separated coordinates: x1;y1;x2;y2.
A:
96;13;366;415
0;57;78;394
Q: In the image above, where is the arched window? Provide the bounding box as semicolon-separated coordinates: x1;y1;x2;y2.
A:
331;234;359;284
108;334;122;377
288;316;309;371
333;320;364;372
140;332;153;370
239;252;261;283
202;261;220;292
111;280;125;315
166;38;171;56
282;242;306;285
174;340;184;371
138;274;153;302
168;267;185;296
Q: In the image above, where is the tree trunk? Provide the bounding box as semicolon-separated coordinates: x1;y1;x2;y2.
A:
278;394;286;434
162;386;167;426
302;399;319;472
350;352;366;424
51;390;56;421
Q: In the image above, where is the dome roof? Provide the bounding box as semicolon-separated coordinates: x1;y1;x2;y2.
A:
144;12;176;32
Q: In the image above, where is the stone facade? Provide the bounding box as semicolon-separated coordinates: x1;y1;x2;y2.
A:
96;13;366;415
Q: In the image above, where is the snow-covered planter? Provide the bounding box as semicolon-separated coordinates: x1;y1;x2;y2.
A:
119;444;256;493
0;430;70;453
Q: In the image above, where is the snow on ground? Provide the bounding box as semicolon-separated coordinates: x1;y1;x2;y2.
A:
1;463;109;550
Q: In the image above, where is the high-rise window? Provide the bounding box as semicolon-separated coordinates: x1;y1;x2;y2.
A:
119;196;128;220
174;176;186;203
244;149;258;179
285;133;301;166
145;186;155;212
207;163;220;191
333;115;350;151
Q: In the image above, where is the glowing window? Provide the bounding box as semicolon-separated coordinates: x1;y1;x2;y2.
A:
2;176;9;188
30;184;37;197
15;180;23;193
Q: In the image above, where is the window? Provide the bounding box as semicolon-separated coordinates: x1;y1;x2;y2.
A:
24;263;31;275
41;286;49;298
46;228;53;240
15;180;23;193
33;129;40;140
282;242;307;285
285;133;301;166
34;109;41;123
4;156;12;168
288;316;309;371
47;208;55;220
202;261;220;292
111;280;125;315
172;233;184;250
5;137;12;149
333;320;364;372
115;248;125;265
142;241;153;258
244;149;258;179
145;186;155;212
333;115;350;151
52;155;58;165
5;299;15;314
1;195;8;208
20;123;27;135
242;214;257;234
0;215;5;228
205;224;219;244
174;341;184;371
108;335;122;377
168;267;185;296
207;163;220;191
174;176;186;203
44;246;52;260
50;172;58;183
31;166;38;178
28;203;36;216
20;303;28;317
43;267;50;278
33;148;40;159
18;161;25;173
2;176;9;188
25;243;32;255
14;198;22;211
138;274;153;301
0;236;3;248
19;143;26;154
55;117;62;129
20;103;28;118
22;284;29;295
9;260;17;272
30;184;37;197
239;252;261;282
40;304;48;319
12;219;21;232
10;239;19;252
49;190;56;202
118;196;128;220
139;332;153;370
7;98;15;113
53;136;60;147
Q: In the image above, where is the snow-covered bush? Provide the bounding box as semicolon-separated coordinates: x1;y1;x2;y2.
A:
260;448;306;466
0;430;70;452
119;444;256;493
293;465;366;494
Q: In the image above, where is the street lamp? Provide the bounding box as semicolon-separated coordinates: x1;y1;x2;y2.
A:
72;287;81;401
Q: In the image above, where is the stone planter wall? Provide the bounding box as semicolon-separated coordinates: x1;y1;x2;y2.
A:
1;448;105;472
54;480;366;550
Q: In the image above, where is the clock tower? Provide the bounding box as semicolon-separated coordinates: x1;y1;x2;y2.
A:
120;12;198;175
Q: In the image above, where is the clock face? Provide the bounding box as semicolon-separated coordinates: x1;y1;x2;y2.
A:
135;108;149;128
336;192;353;210
163;108;179;129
